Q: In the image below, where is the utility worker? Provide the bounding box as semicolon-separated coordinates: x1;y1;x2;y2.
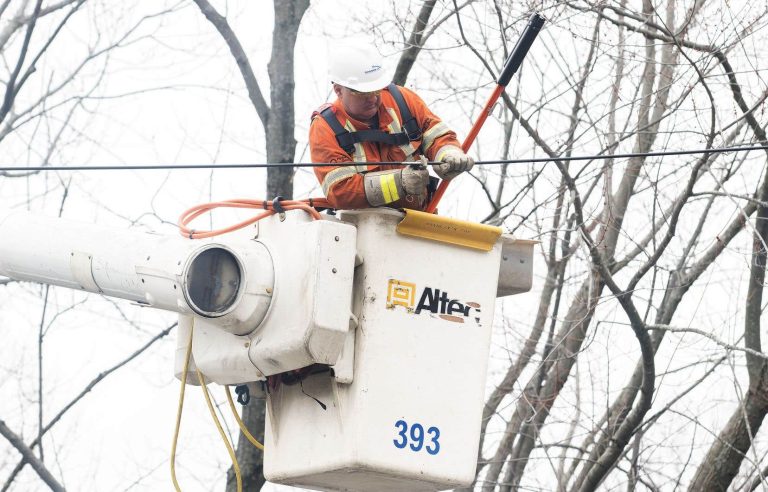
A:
310;45;474;210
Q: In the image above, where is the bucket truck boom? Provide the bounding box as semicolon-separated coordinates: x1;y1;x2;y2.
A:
0;206;534;491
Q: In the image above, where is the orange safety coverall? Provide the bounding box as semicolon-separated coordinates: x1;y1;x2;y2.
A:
310;85;461;210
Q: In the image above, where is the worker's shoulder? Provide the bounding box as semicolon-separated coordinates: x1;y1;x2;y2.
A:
311;102;334;120
310;102;340;131
387;84;427;107
382;84;416;98
378;85;425;114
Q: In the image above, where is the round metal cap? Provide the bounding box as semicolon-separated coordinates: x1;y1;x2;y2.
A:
184;246;242;317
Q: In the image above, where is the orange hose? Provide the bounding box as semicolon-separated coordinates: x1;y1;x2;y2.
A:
178;197;331;239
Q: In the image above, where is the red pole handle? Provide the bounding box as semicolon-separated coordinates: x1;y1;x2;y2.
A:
424;13;545;214
425;85;504;213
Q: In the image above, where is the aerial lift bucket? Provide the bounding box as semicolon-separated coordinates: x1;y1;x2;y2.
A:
263;16;545;490
263;208;535;491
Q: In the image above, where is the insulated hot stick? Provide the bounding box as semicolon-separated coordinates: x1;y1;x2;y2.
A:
425;12;546;214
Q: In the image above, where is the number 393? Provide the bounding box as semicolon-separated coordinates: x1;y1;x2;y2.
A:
393;420;440;455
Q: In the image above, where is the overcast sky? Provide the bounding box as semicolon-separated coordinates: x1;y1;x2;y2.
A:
6;1;760;490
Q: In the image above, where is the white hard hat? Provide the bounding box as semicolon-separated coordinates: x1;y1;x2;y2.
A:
328;44;392;92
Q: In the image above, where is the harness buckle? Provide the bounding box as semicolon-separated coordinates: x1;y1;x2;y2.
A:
405;124;422;142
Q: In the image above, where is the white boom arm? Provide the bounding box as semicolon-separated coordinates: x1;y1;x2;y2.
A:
0;209;359;384
0;210;273;333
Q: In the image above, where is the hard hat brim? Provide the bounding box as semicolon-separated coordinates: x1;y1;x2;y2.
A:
336;66;394;93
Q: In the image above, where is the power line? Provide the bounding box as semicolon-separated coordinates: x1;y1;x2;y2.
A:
0;144;766;173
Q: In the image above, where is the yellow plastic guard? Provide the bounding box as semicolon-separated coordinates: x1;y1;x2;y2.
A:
396;209;502;251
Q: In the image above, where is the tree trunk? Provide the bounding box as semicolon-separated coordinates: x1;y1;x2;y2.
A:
265;0;308;199
194;1;308;490
392;0;437;86
689;387;768;491
688;157;768;491
228;2;308;490
226;402;267;492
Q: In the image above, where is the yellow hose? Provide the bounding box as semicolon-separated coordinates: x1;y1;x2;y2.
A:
170;321;194;491
169;322;252;492
197;367;242;492
226;386;265;451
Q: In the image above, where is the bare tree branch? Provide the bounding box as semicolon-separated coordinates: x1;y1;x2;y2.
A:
0;419;65;492
0;0;43;125
392;0;437;86
192;0;270;126
0;0;80;52
645;326;767;360
1;322;177;491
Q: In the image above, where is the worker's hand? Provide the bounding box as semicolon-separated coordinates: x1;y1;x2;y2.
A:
433;146;475;180
363;166;428;208
400;165;429;198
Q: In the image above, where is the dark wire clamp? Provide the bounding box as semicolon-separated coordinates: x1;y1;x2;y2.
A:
272;196;286;213
235;384;250;405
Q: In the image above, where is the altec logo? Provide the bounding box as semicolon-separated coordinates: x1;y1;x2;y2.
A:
386;279;481;325
364;64;382;74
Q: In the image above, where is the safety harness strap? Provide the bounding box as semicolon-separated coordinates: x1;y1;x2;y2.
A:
387;83;422;142
318;106;354;153
318;118;412;152
319;84;423;156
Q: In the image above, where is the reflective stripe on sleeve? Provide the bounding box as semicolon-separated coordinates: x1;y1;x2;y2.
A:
322;165;365;195
421;121;451;153
379;173;399;203
434;145;461;163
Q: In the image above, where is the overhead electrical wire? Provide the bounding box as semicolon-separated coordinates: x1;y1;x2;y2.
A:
1;144;768;173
